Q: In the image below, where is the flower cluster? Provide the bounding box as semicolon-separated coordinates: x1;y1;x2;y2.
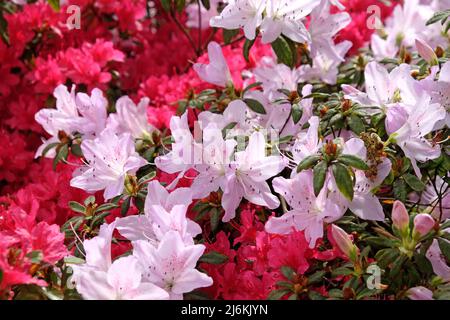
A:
0;0;449;301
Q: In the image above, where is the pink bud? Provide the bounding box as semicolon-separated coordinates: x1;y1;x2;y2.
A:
413;213;435;237
331;224;355;258
416;38;438;66
392;201;410;231
407;287;433;300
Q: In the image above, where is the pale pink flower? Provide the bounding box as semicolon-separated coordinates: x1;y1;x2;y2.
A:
133;231;213;299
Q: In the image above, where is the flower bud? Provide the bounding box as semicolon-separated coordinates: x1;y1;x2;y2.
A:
413;213;435;237
407;286;433;300
392;200;410;232
331;224;357;260
416;39;438;66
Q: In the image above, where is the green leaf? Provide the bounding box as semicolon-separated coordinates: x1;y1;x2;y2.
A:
338;154;369;170
267;289;290;300
242;82;262;95
243;38;255;62
313;161;328;196
308;271;325;285
95;203;119;213
84;196;96;206
393;179;407;202
41;142;59;157
161;0;171;12
426;10;450;25
438;238;450;264
26;250;43;264
280;266;296;281
222;29;239;44
199;251;228;264
200;0;211;10
64;256;85;265
348;114;365;135
210;207;221;232
121;197;131;217
175;0;185;12
292;103;303;124
68;201;86;214
271;37;294;67
53;144;68;170
48;0;60;11
364;236;395;248
297;155;321;172
331;267;354;277
403;173;426;192
70;143;83;157
138;170;157;184
332;163;354;201
244;98;266;114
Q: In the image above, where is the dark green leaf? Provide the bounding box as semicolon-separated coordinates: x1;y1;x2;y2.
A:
200;0;211;10
332;163;354;201
271;37;294;67
393;179;407;202
95;203;119;213
297;155;321;172
53;144;68;170
161;0;171;12
68;201;85;214
243;38;255;62
41;142;59;157
175;0;185;12
267;289;290;300
210;207;221;232
292;103;303;124
244;98;266;114
121;197;131;217
70;143;83;157
139;171;157;184
348;114;365;134
338;154;369;170
222;29;239;44
313;161;328;196
426;10;450;25
280;266;296;281
403;173;426;192
199;251;228;264
307;271;325;285
438;238;450;264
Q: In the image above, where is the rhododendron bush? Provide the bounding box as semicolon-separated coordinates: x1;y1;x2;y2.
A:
0;0;449;301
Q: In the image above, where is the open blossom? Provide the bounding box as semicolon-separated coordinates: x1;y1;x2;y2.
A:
260;0;321;44
72;222;169;300
266;171;346;248
116;181;201;244
209;0;266;40
308;0;351;61
426;238;450;282
194;41;233;87
155;112;198;189
107;96;155;139
70;128;147;200
133;231;213;299
392;94;445;177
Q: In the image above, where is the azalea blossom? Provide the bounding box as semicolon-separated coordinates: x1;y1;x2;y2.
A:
308;0;351;61
426;238;450;282
193;41;233;87
107;96;155;139
260;0;321;44
133;231;213;299
71;222;169;300
266;171;346;248
70;128;148;200
209;0;266;40
116;181;201;244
